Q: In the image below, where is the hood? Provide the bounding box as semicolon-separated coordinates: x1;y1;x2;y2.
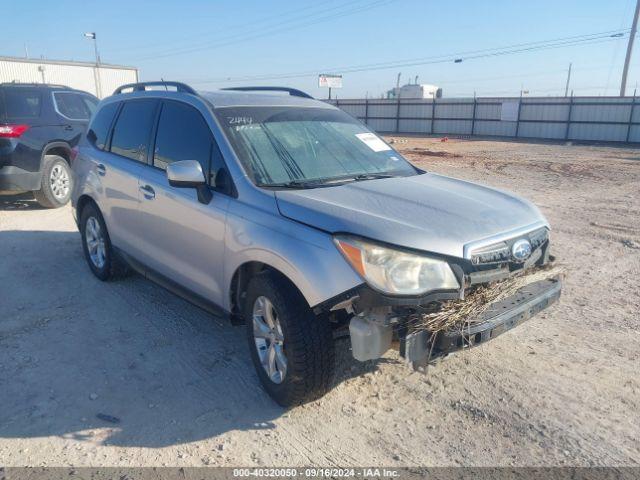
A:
275;173;548;259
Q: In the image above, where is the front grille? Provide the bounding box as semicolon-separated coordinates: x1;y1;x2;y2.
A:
469;227;549;266
470;241;510;265
528;227;549;250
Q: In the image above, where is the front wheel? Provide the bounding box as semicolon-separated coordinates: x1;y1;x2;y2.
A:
244;273;335;407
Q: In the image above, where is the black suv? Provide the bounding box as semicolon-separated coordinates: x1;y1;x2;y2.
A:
0;83;98;207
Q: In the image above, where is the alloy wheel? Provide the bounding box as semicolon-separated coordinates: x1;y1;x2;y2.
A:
252;296;287;384
85;216;106;269
50;164;70;200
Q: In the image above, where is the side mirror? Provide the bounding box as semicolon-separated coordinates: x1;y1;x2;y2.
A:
166;160;212;204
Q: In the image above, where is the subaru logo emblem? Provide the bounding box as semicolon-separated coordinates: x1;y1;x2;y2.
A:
512;239;532;262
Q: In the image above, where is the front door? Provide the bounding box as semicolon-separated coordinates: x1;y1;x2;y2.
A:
136;100;230;305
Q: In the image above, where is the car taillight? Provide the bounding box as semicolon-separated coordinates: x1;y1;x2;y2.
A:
0;124;30;138
70;146;79;161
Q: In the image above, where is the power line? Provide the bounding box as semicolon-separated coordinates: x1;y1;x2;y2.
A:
104;0;351;54
448;84;613;97
132;0;396;61
317;29;629;73
184;29;629;85
429;69;568;86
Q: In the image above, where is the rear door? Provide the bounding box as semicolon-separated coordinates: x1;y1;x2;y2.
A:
91;98;159;256
52;91;98;139
135;99;230;305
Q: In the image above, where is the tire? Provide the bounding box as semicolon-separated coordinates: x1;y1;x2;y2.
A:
244;272;335;407
79;202;130;281
33;155;72;208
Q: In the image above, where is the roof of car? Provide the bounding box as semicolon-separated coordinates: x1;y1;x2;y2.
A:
0;83;97;98
107;82;334;110
1;83;71;89
199;90;334;109
102;89;334;109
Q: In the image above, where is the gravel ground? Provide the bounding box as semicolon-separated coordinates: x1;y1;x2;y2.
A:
0;137;638;467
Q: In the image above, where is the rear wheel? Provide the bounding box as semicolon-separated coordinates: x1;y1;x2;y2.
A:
33;155;72;208
80;203;129;281
244;273;335;407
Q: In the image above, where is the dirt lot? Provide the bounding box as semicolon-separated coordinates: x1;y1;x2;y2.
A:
0;137;638;467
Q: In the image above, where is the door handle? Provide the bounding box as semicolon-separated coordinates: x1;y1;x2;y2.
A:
139;184;155;199
64;125;73;131
96;164;106;176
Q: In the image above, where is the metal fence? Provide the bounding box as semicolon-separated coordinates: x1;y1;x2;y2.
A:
327;96;640;143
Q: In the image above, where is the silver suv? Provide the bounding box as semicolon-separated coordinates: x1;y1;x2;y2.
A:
72;82;561;406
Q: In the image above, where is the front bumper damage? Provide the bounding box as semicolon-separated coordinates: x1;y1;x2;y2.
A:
346;268;562;366
402;276;561;367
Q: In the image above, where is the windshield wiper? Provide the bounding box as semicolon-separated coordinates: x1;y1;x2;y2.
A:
352;173;396;181
257;179;326;189
258;173;396;189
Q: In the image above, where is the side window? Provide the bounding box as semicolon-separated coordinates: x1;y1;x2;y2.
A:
154;101;212;173
110;100;158;163
87;102;119;150
54;92;92;120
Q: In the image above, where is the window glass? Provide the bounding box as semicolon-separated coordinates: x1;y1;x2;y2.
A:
82;95;99;116
87;102;119;150
110;100;158;162
215;107;416;186
209;141;228;190
54;93;92;120
154;101;212;172
0;88;42;119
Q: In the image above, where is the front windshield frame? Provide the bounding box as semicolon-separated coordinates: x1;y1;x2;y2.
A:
214;106;419;188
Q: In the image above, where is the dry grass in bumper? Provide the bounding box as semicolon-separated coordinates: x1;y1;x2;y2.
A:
409;263;564;339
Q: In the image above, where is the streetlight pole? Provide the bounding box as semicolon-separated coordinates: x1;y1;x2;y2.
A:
620;0;640;97
84;32;102;98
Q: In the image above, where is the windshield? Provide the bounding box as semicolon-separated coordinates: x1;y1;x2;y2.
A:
215;106;417;187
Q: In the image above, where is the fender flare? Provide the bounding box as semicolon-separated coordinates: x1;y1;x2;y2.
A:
40;142;72;169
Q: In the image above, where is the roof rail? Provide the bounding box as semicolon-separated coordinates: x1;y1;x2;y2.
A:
221;86;314;99
113;81;197;95
1;82;72;89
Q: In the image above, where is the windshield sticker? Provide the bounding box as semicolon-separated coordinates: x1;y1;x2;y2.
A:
355;133;392;152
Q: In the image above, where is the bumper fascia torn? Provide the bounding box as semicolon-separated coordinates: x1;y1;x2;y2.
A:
403;276;562;368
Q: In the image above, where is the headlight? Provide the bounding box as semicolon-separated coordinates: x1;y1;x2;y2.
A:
334;235;459;295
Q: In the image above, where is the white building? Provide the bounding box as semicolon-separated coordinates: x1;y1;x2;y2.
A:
0;56;138;99
387;83;442;99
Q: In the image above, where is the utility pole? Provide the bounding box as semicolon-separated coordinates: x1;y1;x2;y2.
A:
84;32;102;98
564;63;572;97
621;0;640;97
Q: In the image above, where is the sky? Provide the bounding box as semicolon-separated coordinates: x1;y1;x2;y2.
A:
4;0;640;98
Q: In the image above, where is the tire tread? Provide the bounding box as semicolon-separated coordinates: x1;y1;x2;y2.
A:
80;202;130;281
245;272;335;406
